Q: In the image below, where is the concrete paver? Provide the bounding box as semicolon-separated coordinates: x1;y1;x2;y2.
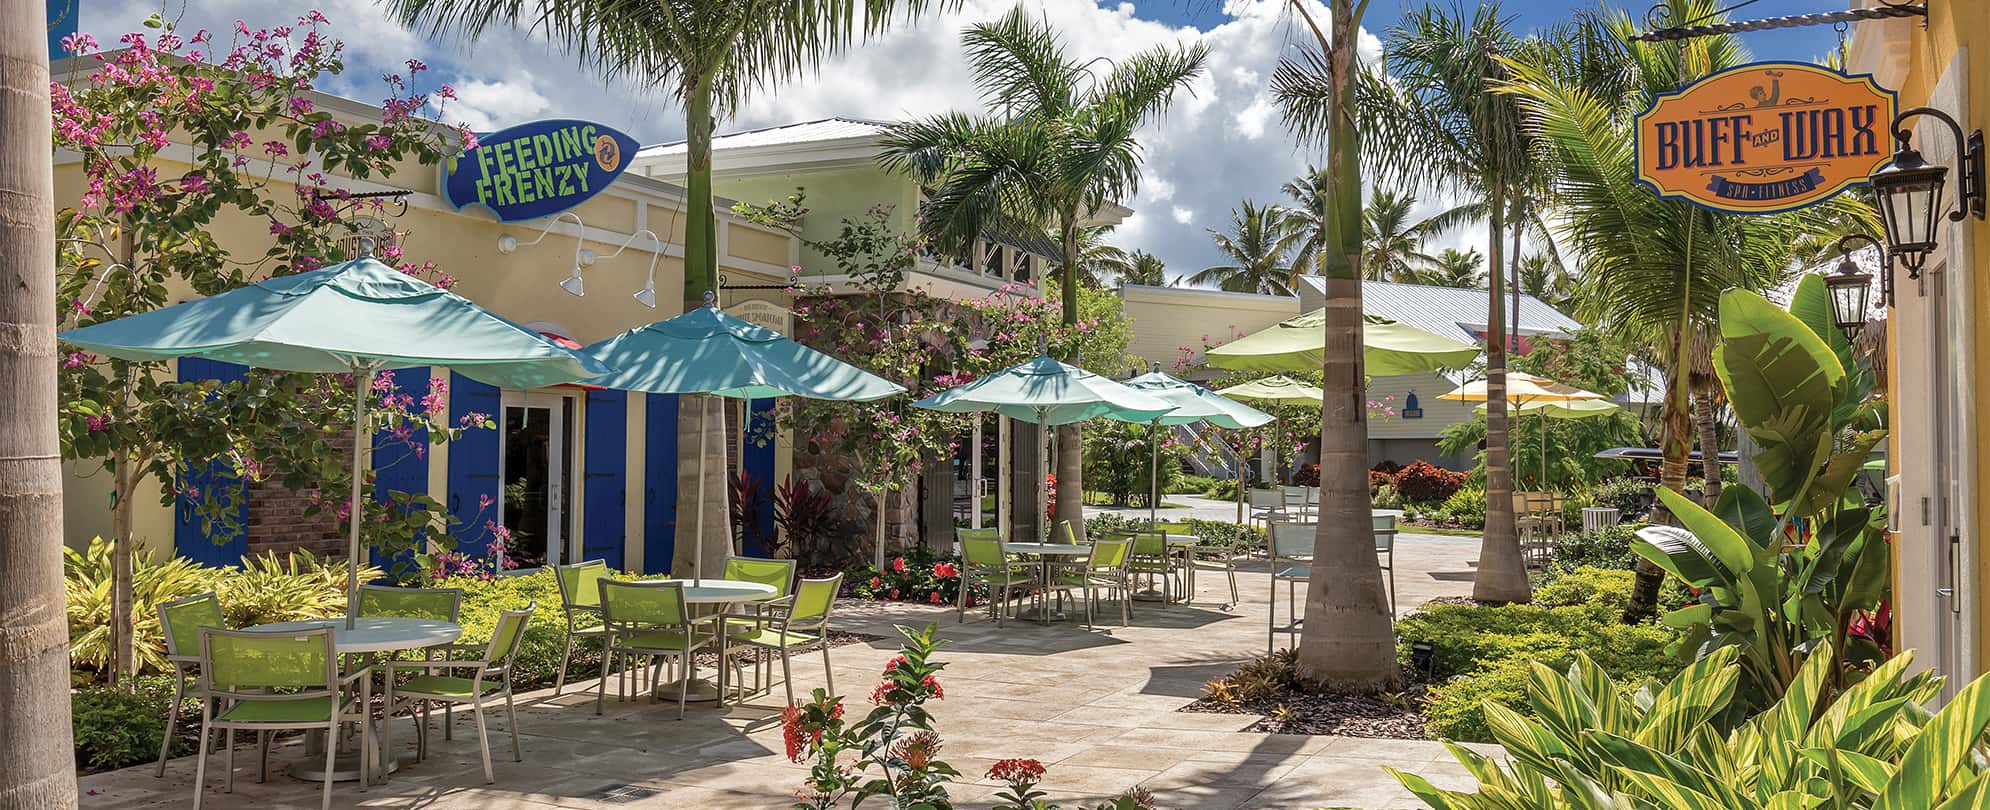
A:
80;531;1484;809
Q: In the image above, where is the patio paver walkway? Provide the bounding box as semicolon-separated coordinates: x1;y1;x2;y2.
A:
80;531;1489;809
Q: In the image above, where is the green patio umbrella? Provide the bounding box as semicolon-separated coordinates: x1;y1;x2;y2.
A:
59;257;608;625
1205;310;1480;375
916;356;1177;542
1124;367;1274;525
579;300;904;582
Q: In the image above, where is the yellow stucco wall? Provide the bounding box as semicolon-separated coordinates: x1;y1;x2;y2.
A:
1867;1;1990;673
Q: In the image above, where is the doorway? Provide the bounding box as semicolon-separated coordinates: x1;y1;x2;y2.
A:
500;392;575;570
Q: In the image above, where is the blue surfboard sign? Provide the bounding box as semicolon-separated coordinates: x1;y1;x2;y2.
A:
440;119;640;222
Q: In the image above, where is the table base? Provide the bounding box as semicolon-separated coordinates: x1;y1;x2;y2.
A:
648;676;726;704
287;751;408;782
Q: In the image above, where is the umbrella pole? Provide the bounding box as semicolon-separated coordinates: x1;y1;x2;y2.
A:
1037;409;1049;544
346;363;375;629
1149;420;1160;527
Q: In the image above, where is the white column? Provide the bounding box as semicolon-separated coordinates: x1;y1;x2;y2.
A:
997;416;1011;541
971;417;984;530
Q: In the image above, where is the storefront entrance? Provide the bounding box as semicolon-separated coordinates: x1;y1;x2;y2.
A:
500;392;575;570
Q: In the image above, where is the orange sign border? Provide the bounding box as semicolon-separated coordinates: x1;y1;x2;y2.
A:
1634;61;1897;215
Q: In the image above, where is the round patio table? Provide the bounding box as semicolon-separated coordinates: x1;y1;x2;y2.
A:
1001;543;1093;623
243;617;462;783
629;578;779;703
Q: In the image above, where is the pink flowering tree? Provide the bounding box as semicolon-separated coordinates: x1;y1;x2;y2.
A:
51;14;483;681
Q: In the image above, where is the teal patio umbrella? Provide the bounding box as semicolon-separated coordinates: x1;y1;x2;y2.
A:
1124;367;1274;525
579;301;904;582
59;257;608;624
916;356;1176;542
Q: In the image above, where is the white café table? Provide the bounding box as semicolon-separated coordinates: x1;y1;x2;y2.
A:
629;578;779;703
243;616;463;782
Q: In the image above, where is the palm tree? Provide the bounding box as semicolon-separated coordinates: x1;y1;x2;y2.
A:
0;5;76;801
1270;0;1399;688
1280;167;1332;279
1360;0;1536;603
1188;200;1305;295
1058;226;1132;287
389;0;953;581
1503;0;1875;618
1360;190;1437;282
1416;247;1484;288
879;5;1207;541
1119;250;1168;287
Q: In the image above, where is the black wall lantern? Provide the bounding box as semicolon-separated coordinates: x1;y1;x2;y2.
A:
1825;233;1883;340
1869;107;1985;280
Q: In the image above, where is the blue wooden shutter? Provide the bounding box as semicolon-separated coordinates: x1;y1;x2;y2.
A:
447;373;501;559
582;390;627;568
742;398;777;556
371;368;431;575
174;358;249;566
642;393;678;574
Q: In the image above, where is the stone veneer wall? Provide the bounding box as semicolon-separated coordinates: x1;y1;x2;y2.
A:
790;437;919;564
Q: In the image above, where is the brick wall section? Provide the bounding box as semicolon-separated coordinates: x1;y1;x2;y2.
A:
245;432;348;559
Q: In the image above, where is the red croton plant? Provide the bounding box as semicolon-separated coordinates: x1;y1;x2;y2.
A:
783;624;1157;810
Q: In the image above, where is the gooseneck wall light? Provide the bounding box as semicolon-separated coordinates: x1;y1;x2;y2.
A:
1868;107;1985;280
496;211;592;296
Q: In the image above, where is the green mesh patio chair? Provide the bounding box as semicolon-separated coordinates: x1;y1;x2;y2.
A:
192;627;371;810
729;573;844;704
552;559;611;695
959;534;1034;626
1127;531;1178;604
1041;537;1134;628
357;584;462;622
156;592;225;777
720;556;797;634
382;604;535;784
956;527;998;551
596;580;717;719
1267;521;1316;654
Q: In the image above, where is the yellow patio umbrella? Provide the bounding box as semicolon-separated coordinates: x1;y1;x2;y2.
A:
1205;311;1481;375
1443;371;1611;484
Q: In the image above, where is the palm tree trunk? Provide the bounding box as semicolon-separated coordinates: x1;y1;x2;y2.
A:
1695;389;1721;506
1292;0;1397;688
1053;215;1084;540
1;7;79;800
1475;189;1528;603
1624;216;1698;623
682;72;718;300
673;72;730;580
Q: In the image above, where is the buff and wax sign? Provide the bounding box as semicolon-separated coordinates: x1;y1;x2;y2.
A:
1636;62;1896;214
440;119;640;222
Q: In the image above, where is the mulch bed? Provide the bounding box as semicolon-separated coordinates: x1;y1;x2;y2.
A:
1181;684;1431;738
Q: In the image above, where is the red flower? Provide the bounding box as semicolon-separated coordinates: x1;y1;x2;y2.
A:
883;656;907;673
891;557;908;574
780;704;819;762
870;576;882;589
933;562;958;579
922;674;944;699
889;589;900;600
987;758;1047;785
928;591;944;604
869;681;893;705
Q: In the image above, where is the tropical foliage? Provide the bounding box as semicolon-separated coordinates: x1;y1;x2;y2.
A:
1360;189;1464;283
1393;642;1990;810
1188;199;1304;294
1437;330;1642;489
1631;284;1888;704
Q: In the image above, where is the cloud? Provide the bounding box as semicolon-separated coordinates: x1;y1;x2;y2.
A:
80;0;1397;282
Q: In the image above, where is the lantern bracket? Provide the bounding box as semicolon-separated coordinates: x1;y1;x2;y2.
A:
1893;107;1986;223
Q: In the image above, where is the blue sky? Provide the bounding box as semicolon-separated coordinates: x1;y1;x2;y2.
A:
81;0;1851;286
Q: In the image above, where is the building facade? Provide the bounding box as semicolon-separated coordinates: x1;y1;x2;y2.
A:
56;75;801;576
1850;1;1989;684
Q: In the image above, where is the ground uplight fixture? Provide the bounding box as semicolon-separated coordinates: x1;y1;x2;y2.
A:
1869;107;1985;279
1824;237;1877;341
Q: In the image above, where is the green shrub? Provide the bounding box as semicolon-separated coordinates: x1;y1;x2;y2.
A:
71;676;192;771
1181;518;1263;556
1546;522;1641;572
1437;484;1486;529
1171;474;1217;495
1371;484;1403;510
452;570;604;689
1203;477;1240;501
1396;577;1679;742
1591;476;1653;519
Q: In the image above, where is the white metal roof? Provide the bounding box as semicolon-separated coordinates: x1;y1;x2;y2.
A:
635;117;890;159
1296;276;1582;344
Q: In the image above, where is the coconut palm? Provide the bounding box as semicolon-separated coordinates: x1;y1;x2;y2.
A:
1360;0;1536;602
1360;190;1442;282
1502;0;1876;618
1415;247;1485;288
1187;200;1305;295
388;0;954;581
1057;226;1132;287
1;6;74;801
879;5;1207;540
1270;0;1399;687
1280;167;1335;280
1119;250;1168;287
